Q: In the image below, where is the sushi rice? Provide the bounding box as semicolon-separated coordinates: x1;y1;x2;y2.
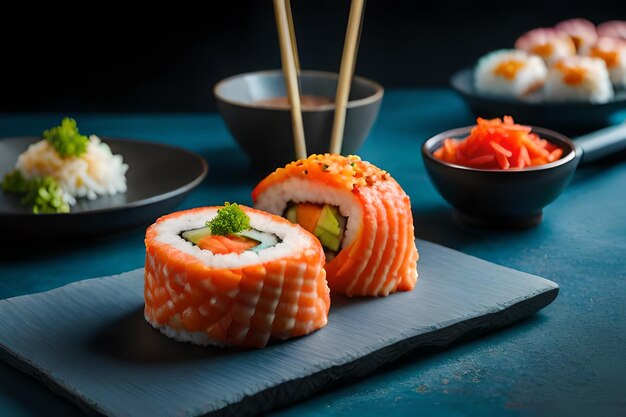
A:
15;135;128;206
544;56;613;103
474;49;548;98
588;37;626;88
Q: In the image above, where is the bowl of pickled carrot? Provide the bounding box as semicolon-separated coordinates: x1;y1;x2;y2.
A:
422;116;579;228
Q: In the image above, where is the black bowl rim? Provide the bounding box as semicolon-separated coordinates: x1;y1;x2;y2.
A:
213;69;384;112
422;125;577;173
450;67;626;109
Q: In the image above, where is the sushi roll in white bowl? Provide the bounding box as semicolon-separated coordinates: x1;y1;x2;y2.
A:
544;56;613;103
588;37;626;88
474;49;547;98
515;28;576;65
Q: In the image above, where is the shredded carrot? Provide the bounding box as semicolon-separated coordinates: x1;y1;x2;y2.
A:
434;116;563;169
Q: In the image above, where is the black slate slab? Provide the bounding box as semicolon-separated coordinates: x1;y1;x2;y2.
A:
0;240;558;417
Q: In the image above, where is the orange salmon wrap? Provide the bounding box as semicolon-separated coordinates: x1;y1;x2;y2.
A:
144;206;330;348
252;154;419;297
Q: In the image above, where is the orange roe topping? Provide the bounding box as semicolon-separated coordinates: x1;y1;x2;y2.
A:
531;43;554;58
493;59;526;80
252;154;391;201
590;46;619;68
433;116;563;170
555;62;587;85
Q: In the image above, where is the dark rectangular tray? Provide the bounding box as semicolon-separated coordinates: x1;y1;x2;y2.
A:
0;239;558;417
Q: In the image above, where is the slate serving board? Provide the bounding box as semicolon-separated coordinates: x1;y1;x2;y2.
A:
0;240;558;417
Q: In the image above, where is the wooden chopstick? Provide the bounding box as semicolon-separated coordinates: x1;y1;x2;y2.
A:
285;0;300;73
329;0;366;155
273;0;307;160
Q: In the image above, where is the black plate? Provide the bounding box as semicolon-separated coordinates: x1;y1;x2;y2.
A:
0;137;208;235
451;67;626;135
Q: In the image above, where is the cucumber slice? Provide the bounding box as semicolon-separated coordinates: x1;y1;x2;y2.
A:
181;226;212;244
238;229;279;252
182;226;279;253
285;205;297;223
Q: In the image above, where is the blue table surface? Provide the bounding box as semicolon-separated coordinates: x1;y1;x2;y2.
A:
0;90;625;417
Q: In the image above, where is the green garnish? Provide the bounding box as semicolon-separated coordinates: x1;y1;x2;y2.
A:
43;117;89;158
1;170;28;194
206;202;250;236
1;170;69;214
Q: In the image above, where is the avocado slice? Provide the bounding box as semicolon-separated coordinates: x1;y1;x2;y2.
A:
315;205;341;235
283;203;346;253
238;229;279;252
313;205;345;252
316;228;341;252
181;226;212;244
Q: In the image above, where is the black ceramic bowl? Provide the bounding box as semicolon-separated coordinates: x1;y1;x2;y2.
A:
451;68;626;135
214;70;383;171
422;126;579;228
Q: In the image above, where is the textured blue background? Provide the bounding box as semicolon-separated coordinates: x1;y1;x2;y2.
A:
1;90;625;416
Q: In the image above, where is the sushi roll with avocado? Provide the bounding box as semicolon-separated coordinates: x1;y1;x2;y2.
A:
144;203;331;348
555;18;598;54
474;49;547;98
588;37;626;88
544;56;613;103
253;154;419;297
515;28;576;65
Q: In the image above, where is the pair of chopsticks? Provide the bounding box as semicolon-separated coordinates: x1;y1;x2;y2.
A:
273;0;366;159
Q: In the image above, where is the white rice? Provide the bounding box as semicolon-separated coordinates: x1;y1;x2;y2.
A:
153;207;319;269
544;56;614;103
474;49;547;98
145;316;231;347
588;37;626;88
254;177;364;251
15;135;128;206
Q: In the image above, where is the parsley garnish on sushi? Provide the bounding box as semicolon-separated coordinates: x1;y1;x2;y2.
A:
207;202;251;236
43;117;89;158
180;204;280;254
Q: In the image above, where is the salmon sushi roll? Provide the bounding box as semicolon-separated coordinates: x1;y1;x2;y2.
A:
252;154;419;297
144;204;330;348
